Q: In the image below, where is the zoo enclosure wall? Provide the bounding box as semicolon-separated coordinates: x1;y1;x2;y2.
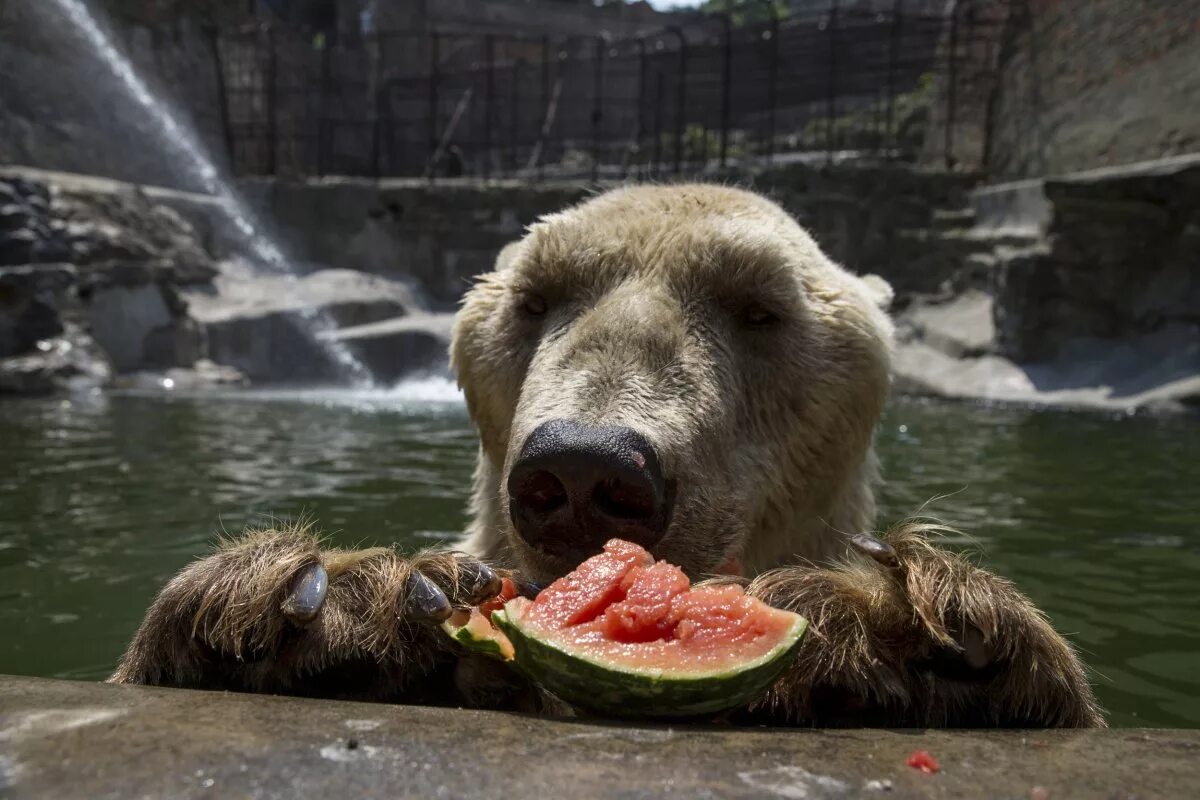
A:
210;0;1008;181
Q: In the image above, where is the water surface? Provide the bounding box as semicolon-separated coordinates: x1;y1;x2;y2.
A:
1;389;1196;727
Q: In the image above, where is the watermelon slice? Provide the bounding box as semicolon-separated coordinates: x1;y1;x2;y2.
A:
490;539;808;718
442;577;520;660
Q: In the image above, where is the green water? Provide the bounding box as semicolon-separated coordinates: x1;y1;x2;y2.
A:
1;388;1197;727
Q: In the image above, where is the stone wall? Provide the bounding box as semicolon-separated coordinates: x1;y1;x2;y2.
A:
235;163;981;311
235;177;591;308
749;163;980;298
5;159;1193;407
984;0;1200;178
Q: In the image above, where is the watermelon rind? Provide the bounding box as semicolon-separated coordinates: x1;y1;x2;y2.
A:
491;606;808;718
441;613;515;661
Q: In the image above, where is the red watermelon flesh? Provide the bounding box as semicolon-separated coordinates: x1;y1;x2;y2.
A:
507;539;799;675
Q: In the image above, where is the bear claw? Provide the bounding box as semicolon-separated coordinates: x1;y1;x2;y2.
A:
281;562;328;624
406;571;454;622
850;533;899;568
459;561;504;606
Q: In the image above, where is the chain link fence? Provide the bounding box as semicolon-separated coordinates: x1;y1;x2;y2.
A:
212;1;1007;180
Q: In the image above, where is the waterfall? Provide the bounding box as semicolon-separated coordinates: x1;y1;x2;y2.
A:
43;0;374;386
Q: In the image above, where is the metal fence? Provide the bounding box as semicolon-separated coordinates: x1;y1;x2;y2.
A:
213;1;1006;181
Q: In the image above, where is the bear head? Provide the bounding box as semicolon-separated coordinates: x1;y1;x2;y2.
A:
452;184;893;581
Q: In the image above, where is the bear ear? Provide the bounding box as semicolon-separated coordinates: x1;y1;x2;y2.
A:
859;274;894;311
494;240;525;273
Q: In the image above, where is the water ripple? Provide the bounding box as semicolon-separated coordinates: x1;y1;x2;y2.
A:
1;393;1197;727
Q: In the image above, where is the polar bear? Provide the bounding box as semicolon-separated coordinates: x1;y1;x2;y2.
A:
112;185;1102;727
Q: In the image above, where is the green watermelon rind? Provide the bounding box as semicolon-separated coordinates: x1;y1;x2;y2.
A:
492;606;809;718
440;616;513;661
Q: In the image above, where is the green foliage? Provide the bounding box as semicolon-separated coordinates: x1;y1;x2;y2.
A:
698;0;788;27
651;124;747;165
792;72;934;155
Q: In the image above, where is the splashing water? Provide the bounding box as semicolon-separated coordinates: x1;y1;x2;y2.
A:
44;0;373;386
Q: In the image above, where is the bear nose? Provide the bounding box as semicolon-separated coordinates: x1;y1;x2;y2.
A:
507;419;674;562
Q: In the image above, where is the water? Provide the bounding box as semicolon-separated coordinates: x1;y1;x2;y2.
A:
0;392;1196;727
42;0;372;385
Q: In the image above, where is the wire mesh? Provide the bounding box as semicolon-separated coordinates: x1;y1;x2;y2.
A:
213;2;1007;180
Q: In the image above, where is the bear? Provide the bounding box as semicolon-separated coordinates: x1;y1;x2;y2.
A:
111;184;1104;727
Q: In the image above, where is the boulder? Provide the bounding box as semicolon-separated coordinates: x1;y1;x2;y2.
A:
0;264;75;358
184;265;430;383
898;289;995;359
0;170;224;393
0;322;111;395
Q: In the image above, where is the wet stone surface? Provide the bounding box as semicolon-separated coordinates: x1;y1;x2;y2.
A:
1;675;1198;799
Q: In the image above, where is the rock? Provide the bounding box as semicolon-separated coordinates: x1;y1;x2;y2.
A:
990;245;1060;362
0;204;32;232
85;282;175;371
0;228;41;265
893;324;1200;413
0;170;225;392
113;359;249;392
0;264;75;358
899;290;994;358
969;177;1051;234
900;155;1200;413
0;322;111;395
930;207;976;231
325;312;455;384
185;264;428;383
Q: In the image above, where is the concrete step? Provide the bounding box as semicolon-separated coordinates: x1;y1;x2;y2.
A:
930;207;977;231
895;227;1042;258
183;266;428;383
322;313;454;384
2;674;1196;798
969;177;1050;234
897;289;995;358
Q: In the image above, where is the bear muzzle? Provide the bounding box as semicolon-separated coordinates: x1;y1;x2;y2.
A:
506;418;676;565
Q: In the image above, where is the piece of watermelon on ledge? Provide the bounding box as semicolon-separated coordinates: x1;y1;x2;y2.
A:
447;538;808;718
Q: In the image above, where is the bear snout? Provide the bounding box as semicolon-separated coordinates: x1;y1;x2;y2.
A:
506;418;675;564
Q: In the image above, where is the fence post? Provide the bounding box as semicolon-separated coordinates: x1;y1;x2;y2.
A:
317;32;332;175
484;35;495;180
592;36;605;182
428;32;439;180
371;30;384;178
666;26;687;176
886;0;904;156
765;2;779;164
266;26;278;176
720;10;732;169
826;0;839;165
204;25;236;173
542;35;549;181
962;3;976;168
945;0;959;169
511;57;522;175
653;70;664;178
634;37;648;178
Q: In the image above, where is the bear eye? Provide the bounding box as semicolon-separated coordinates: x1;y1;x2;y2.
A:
740;303;780;328
518;291;547;317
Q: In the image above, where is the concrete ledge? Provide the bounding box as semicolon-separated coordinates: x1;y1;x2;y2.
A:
968;178;1051;234
2;676;1198;798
